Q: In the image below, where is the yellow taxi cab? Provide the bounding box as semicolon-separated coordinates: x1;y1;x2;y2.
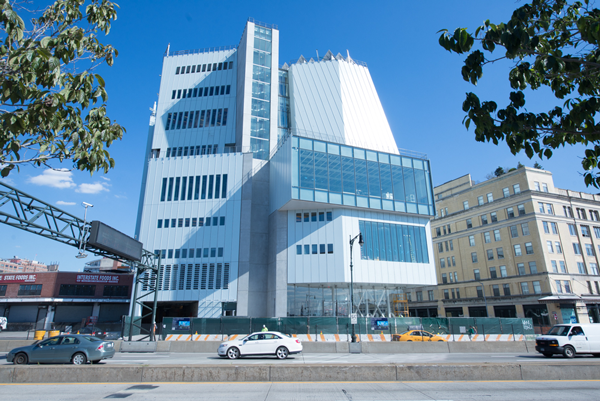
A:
392;330;447;342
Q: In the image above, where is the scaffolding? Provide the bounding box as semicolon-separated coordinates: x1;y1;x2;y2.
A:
391;293;409;317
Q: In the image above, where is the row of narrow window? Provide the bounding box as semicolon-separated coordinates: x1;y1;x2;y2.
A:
172;85;231;99
154;247;224;260
165;108;228;130
176;62;233;75
157;216;225;228
296;244;334;255
296;211;333;222
160;174;228;202
143;263;230;291
150;144;236;159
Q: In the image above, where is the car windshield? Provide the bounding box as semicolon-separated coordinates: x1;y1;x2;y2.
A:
398;331;411;335
546;326;570;336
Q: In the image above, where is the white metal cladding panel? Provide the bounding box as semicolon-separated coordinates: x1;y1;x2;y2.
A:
287;208;436;286
268;28;280;154
155;50;237;152
338;62;398;154
138;153;244;303
269;138;292;214
289;60;343;142
288;60;398;154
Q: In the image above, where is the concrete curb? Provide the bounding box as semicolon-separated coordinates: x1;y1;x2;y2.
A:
1;363;599;383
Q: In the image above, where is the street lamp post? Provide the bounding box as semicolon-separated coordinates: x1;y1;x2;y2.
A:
478;281;488;317
349;232;364;342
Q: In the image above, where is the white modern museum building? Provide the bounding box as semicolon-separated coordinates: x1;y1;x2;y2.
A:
134;19;437;318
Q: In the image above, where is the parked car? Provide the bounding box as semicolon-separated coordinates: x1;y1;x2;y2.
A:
535;324;600;358
78;326;121;340
218;331;302;359
392;330;447;342
0;317;7;331
6;334;115;365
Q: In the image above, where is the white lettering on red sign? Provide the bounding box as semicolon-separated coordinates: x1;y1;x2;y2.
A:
75;274;119;284
0;274;37;283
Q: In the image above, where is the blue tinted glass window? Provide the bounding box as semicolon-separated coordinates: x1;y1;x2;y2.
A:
365;221;374;260
390;224;399;261
314;152;328;190
328;154;342;192
354;159;368;196
420;227;429;263
296;245;302;255
367;161;381;197
359;220;366;259
380;164;393;200
300;149;314;188
384;223;392;262
208;175;214;199
378;223;386;261
403;167;416;203
304;245;310;254
414;169;428;204
372;221;380;261
341;157;355;194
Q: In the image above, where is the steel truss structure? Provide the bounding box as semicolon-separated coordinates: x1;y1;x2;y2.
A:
0;181;158;341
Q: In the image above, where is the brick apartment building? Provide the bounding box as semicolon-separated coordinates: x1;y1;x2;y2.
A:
0;272;133;330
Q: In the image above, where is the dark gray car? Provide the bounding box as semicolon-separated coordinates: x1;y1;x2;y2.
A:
6;334;115;365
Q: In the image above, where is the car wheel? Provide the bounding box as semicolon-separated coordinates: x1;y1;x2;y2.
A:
14;353;28;365
437;340;444;342
276;346;289;360
542;353;553;358
563;345;575;359
407;340;412;342
71;352;88;365
227;347;240;359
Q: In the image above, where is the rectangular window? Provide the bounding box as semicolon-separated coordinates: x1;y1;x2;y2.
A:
493;229;501;241
497;247;504;259
312;244;317;254
476;286;483;298
564;206;574;218
518;263;526;275
59;284;96;297
500;265;507;277
327;211;332;221
296;245;302;255
529;261;538;274
551;260;558;272
490;266;497;278
463;200;469;210
560;261;567;273
578;262;586;274
590;263;599;275
594;227;600;239
564;281;572;293
18;284;42;296
320;244;326;254
555;241;562;254
533;281;542;294
478;196;484;205
474;270;481;280
510;225;518;238
484;232;491;243
503;283;511;296
525;242;533;254
490;212;497;223
481;215;488;225
471;252;478;263
573;243;582;255
503;187;510;198
440;258;446;268
520;282;530;294
328;244;333;254
507;207;515;219
487;249;494;260
586;243;595;256
543;221;550;234
514;244;522;256
184;218;190;227
469;235;475;246
466;219;472;229
547;240;554;253
492;285;500;296
513;183;521;194
452;256;456;266
518;204;525;215
487;193;493;203
581;225;591;237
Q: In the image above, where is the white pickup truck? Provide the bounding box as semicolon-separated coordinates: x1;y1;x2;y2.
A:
0;316;7;331
535;324;600;358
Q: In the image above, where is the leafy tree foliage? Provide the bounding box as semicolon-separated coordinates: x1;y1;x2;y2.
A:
438;0;600;187
494;166;505;177
0;0;124;177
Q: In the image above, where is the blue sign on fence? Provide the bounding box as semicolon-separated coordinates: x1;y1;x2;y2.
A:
371;318;389;331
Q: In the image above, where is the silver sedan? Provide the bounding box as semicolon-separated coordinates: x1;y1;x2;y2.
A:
6;334;115;365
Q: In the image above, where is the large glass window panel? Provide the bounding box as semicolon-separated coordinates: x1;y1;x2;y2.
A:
253;50;271;67
403;167;417;203
402;225;413;262
340;146;353;157
355;159;368;196
372;221;380;260
253;37;272;52
251;98;270;118
384;223;392;262
414;169;429;204
378;223;386;261
250;117;270;139
252;81;270;100
314;152;328;190
391;165;405;202
359;220;367;260
396;225;405;262
420;227;429;263
292;148;299;187
390;223;399;261
299;149;314;188
367;161;381;197
278;97;289;128
250;137;269;160
252;65;271;82
413;225;424;262
365;221;374;260
380;163;393;200
328;154;342;192
341;157;356;194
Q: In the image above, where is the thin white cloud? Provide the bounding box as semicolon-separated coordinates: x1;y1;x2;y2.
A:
76;182;109;194
114;194;127;199
0;177;15;186
27;169;75;189
56;201;76;206
100;176;111;181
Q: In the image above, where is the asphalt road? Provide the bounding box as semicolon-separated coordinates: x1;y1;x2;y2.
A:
2;350;600;365
0;381;599;400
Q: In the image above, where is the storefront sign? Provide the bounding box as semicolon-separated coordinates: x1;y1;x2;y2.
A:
75;274;119;284
371;318;389;331
0;274;37;283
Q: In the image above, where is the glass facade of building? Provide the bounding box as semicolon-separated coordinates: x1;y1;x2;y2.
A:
250;26;272;160
291;136;435;215
359;220;429;263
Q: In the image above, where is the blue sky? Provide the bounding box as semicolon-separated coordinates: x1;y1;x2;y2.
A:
0;0;592;271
